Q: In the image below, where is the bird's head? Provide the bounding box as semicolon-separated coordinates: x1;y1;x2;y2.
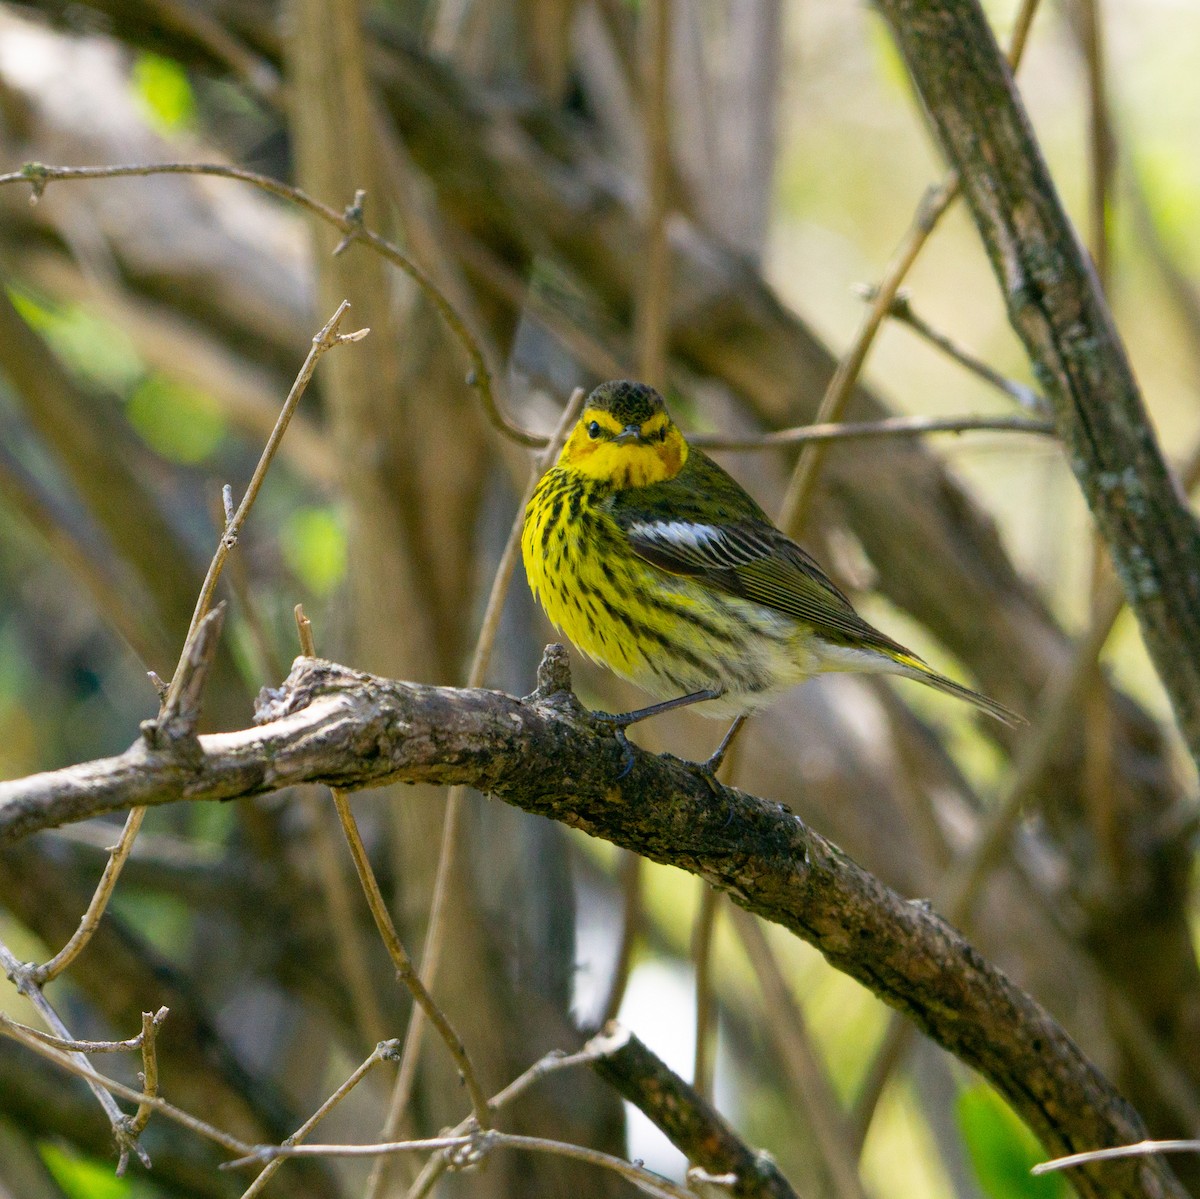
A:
558;381;688;488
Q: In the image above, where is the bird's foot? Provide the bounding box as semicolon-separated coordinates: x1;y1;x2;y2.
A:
590;711;638;780
689;755;727;798
591;690;724;782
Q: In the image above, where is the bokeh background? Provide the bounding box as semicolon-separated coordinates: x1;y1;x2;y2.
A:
1;1;1199;1197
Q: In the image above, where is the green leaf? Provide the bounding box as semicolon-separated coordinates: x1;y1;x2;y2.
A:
125;375;226;464
282;506;348;596
39;1142;133;1199
957;1084;1069;1199
8;288;143;394
132;53;196;132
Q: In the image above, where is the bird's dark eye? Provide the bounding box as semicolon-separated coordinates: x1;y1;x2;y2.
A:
587;421;601;439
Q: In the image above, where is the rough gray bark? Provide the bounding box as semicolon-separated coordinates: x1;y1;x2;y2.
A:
0;651;1185;1199
874;0;1200;766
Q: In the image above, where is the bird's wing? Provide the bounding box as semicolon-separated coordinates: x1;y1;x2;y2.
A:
618;512;909;653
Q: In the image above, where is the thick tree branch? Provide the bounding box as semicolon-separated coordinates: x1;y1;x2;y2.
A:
875;0;1200;766
593;1025;800;1199
0;651;1182;1199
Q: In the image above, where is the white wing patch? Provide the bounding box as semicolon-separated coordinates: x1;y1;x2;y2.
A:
626;519;722;551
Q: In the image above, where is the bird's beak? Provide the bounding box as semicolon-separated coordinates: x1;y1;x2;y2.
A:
614;424;643;445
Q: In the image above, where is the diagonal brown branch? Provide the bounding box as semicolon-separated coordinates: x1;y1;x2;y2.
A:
0;650;1183;1199
875;0;1200;769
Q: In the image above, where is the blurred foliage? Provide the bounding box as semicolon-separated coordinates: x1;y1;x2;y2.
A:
957;1084;1070;1199
282;505;349;596
8;289;143;395
132;53;197;134
126;376;227;465
39;1142;146;1199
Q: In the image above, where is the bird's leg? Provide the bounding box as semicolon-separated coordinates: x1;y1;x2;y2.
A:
592;688;725;728
702;715;747;778
592;689;724;780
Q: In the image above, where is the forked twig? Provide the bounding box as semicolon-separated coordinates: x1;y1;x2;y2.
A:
126;1008;171;1140
0;969;152;1173
0;1013;255;1157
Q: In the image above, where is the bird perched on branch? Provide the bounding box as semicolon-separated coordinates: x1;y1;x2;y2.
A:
521;380;1022;771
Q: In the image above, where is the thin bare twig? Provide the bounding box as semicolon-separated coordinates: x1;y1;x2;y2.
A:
1;162;541;448
126;1008;170;1139
235;1129;697;1199
32;806;148;985
777;0;1044;539
294;607;392;1057
305;787;391;1048
327;783;490;1128
1035;1141;1200;1175
0;1014;252;1157
0;968;149;1172
866;289;1049;413
3;1013;164;1055
238;1038;402;1199
1074;0;1115;292
693;412;1054;450
366;386;587;1199
168;303;364;695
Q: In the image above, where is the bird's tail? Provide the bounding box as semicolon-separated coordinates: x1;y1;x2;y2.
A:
887;653;1026;727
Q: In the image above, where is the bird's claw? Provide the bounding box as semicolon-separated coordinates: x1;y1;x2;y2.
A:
592;711;637;780
690;755;728;798
614;728;636;780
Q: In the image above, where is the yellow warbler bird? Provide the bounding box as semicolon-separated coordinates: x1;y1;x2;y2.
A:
521;380;1022;768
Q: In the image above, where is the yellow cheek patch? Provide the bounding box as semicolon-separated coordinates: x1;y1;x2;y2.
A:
641;413;670;440
556;409;688;487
